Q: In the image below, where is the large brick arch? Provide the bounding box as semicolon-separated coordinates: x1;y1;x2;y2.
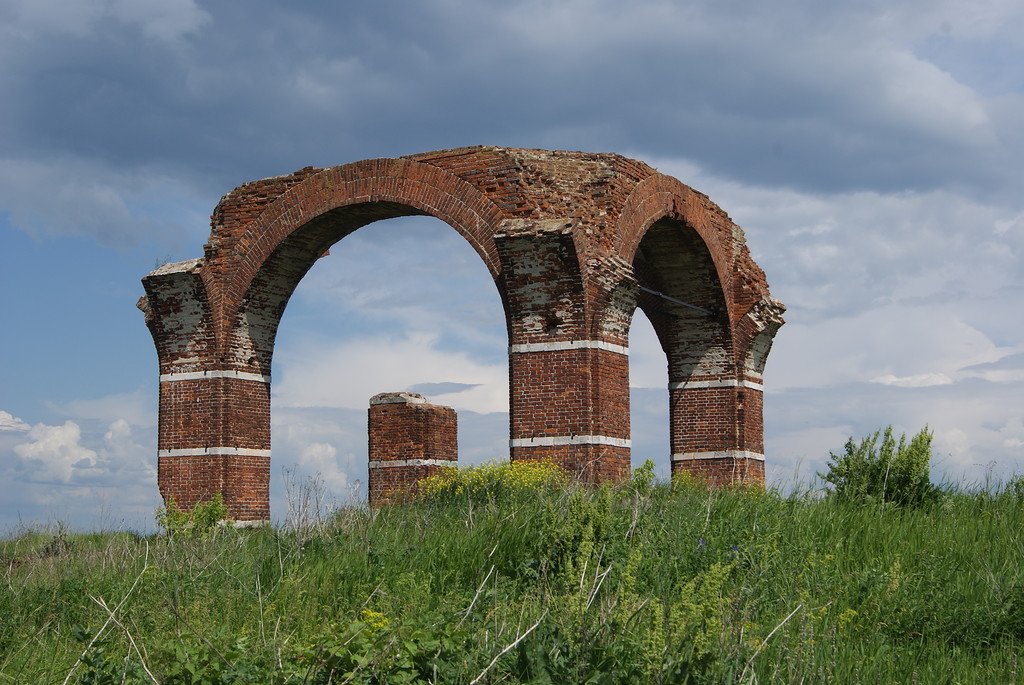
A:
140;147;784;520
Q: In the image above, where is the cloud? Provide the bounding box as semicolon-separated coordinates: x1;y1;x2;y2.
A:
958;352;1024;383
13;420;98;483
289;216;507;355
871;373;954;388
0;415;159;529
48;388;156;428
2;0;210;42
647;156;1022;320
273;332;508;414
0;157;212;248
1;0;1021;207
0;410;30;432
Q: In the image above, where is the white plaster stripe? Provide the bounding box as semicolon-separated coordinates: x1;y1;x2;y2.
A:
368;458;457;469
509;340;629;356
671;450;765;462
511;435;631;448
160;370;271;383
231;519;270;528
158;447;272;457
668;379;764;391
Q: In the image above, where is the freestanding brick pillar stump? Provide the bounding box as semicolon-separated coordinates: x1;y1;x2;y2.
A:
368;392;457;506
140;146;785;521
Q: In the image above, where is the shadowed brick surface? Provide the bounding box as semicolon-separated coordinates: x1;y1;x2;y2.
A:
140;147;785;520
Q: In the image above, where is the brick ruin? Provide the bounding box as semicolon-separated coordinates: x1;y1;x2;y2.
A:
368;392;457;505
139;146;785;522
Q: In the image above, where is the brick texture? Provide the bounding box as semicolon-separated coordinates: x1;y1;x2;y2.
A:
367;393;457;505
140;147;785;521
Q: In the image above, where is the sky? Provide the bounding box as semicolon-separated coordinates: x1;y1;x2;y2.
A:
0;0;1021;531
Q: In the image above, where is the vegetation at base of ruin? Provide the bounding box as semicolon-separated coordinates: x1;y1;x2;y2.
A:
155;494;229;540
2;467;1023;683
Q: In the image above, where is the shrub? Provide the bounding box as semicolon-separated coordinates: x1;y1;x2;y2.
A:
155;493;229;538
416;460;567;501
1005;475;1024;501
820;425;938;506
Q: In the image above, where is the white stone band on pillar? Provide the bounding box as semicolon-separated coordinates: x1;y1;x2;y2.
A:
158;447;272;457
672;450;765;462
668;379;763;391
159;370;271;383
509;340;629;356
369;458;457;469
511;435;631;448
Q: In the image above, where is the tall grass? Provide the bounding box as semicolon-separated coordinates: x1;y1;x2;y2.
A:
1;472;1021;683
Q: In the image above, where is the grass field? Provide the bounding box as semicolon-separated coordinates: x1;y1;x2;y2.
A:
1;465;1022;683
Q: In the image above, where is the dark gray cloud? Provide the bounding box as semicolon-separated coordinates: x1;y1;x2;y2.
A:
2;0;1020;216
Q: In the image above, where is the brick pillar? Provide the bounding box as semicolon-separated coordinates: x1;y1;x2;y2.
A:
141;260;271;522
368;392;457;505
661;309;765;486
498;220;631;483
508;344;631;482
668;377;764;486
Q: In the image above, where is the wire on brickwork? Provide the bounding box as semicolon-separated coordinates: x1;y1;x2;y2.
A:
636;284;715;316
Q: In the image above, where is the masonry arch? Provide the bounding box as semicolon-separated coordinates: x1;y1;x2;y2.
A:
213;158;508;369
141;147;784;520
614;174;773;485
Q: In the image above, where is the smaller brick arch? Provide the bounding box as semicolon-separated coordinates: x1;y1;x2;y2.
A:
140;146;784;520
611;173;785;484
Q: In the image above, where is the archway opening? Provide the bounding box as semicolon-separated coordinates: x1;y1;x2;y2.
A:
628;308;670;480
266;215;509;515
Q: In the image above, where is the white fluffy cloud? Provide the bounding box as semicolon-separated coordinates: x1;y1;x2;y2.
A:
0;410;159;529
0;410;30;432
13;420;98;483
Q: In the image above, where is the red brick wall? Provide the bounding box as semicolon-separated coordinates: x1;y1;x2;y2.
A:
673;456;765;487
367;393;457;506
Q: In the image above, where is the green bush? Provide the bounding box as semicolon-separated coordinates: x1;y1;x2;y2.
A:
155;493;229;539
416;459;567;502
820;425;938;506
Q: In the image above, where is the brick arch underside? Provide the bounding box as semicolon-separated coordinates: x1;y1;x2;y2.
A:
606;173;739;370
632;218;734;380
204;159;509;374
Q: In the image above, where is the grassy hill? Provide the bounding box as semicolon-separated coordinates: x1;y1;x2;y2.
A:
1;466;1022;683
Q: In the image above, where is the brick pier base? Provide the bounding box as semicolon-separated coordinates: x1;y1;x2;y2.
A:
367;392;457;506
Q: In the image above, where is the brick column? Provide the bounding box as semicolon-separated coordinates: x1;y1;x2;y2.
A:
368;392;457;505
668;375;764;486
498;220;631;483
156;372;271;521
508;343;631;482
141;260;271;522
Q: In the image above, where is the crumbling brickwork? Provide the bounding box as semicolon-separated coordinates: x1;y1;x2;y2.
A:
368;392;457;505
140;146;784;521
